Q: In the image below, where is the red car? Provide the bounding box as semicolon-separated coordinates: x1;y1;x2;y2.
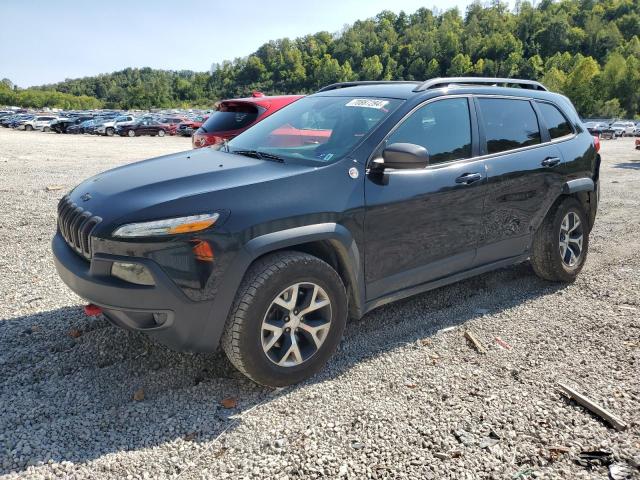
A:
158;117;186;136
177;115;209;137
192;92;303;148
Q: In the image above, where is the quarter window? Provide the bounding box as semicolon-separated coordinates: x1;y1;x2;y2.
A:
537;102;573;139
387;98;472;164
478;98;541;154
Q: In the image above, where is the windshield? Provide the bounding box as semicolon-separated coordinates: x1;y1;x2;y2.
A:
201;103;262;133
227;96;402;163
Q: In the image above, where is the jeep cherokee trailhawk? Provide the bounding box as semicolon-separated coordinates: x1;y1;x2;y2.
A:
53;78;600;386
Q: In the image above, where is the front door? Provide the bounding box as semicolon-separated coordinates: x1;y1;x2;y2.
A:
364;97;487;301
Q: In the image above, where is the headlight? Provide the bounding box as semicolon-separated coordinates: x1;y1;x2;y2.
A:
112;213;220;238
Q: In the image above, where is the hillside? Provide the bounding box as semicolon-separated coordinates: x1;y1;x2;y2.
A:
3;0;640;117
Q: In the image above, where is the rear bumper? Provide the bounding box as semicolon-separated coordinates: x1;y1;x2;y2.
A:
52;233;222;352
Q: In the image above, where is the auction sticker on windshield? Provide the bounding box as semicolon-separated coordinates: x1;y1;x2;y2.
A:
345;99;389;109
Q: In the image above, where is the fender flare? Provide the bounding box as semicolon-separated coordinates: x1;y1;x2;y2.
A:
208;223;366;342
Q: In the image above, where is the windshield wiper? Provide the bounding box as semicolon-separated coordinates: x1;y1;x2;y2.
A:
230;149;285;162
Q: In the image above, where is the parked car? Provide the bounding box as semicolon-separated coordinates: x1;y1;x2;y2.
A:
192;93;303;148
176;116;208;137
95;115;136;136
52;77;600;387
634;123;640;137
17;115;59;131
10;114;36;129
610;121;635;137
157;117;185;135
584;121;616;139
116;119;168;137
51;116;94;134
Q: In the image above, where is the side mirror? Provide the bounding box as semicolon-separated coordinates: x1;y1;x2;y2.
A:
380;143;429;169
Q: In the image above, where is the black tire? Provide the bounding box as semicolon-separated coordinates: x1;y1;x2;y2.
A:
25;125;33;131
127;129;135;137
157;129;165;137
43;126;50;132
530;197;589;282
221;251;348;387
106;127;114;137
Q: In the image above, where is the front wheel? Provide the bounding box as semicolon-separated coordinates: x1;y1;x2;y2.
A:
25;125;33;131
106;127;114;136
157;129;165;137
127;129;135;137
530;197;589;282
221;251;348;387
43;126;50;132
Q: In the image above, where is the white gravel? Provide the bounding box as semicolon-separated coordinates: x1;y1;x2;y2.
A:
0;128;639;479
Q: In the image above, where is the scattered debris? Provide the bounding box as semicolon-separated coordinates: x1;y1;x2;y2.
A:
45;185;64;191
220;397;238;409
479;430;500;449
133;388;145;402
575;450;613;468
453;429;475;446
495;336;513;350
350;441;364;450
419;338;432;346
512;469;534;479
464;330;487;354
609;463;634;480
617;305;637;311
439;326;456;334
558;383;628;431
404;380;417;388
449;450;462;458
68;329;82;339
548;446;570;455
274;438;287;448
434;452;450;460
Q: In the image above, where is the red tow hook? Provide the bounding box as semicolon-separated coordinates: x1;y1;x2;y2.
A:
84;304;102;317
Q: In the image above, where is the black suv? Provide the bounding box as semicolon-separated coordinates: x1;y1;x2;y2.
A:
53;77;600;386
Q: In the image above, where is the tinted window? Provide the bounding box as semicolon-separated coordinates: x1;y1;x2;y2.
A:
387;98;472;164
537;102;572;139
479;98;541;154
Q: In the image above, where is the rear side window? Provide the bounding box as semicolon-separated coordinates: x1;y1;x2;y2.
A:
478;98;541;154
200;103;262;133
537;102;573;139
387;98;472;164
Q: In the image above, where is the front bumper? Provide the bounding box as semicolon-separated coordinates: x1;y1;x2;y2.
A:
52;233;221;352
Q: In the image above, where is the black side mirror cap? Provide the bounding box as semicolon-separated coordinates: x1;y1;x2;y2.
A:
381;143;430;169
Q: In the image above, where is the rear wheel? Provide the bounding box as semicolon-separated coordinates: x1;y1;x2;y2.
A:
43;126;50;132
106;127;114;136
157;129;165;137
530;197;589;282
222;251;347;387
127;129;135;137
25;125;33;131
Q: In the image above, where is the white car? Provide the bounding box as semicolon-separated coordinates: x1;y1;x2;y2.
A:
96;115;136;136
20;115;59;132
610;121;635;137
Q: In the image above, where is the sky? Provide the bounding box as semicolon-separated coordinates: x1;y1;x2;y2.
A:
0;0;483;88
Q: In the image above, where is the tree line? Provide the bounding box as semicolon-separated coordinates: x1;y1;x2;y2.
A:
3;0;640;118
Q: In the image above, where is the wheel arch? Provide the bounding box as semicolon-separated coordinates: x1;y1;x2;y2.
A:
241;223;366;319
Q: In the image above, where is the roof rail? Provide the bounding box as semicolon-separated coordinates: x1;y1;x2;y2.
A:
413;77;548;92
317;81;420;93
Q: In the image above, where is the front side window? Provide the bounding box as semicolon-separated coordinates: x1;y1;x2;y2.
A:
228;96;402;164
479;98;541;154
537;102;573;139
386;98;472;164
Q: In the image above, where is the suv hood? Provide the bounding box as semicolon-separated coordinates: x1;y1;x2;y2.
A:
67;147;313;232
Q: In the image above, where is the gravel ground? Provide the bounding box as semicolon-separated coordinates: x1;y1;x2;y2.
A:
0;128;639;480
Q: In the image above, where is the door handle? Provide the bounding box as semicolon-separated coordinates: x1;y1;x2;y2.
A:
455;172;483;184
541;157;561;167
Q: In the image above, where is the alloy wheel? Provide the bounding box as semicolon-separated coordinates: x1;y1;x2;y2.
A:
559;211;583;267
261;282;332;367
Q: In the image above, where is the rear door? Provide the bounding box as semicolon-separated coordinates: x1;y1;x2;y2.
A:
364;96;487;300
474;96;566;266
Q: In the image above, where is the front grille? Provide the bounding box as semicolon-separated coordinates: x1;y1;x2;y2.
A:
57;195;102;260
